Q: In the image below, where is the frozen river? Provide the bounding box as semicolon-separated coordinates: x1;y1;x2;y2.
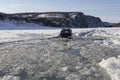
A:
0;34;120;80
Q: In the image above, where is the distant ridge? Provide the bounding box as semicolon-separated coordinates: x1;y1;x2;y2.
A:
0;12;112;28
113;23;120;27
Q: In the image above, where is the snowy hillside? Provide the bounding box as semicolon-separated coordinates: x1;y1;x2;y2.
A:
0;20;57;30
0;12;112;28
0;26;120;80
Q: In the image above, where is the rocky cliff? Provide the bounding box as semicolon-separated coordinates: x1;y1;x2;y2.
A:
113;23;120;27
0;12;111;28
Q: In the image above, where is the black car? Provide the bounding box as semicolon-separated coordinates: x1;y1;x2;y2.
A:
59;28;72;38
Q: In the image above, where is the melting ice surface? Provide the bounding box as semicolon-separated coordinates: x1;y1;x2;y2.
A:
0;24;120;80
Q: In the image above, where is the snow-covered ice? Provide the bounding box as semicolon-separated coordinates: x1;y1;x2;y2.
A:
0;30;60;43
99;56;120;80
0;75;19;80
0;23;120;80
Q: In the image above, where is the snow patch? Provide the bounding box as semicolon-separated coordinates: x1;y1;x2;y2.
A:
61;67;68;72
71;15;77;19
0;30;60;43
0;20;56;30
112;39;120;45
74;29;120;46
91;30;111;37
103;38;120;46
37;14;64;18
0;75;19;80
22;15;32;18
99;55;120;80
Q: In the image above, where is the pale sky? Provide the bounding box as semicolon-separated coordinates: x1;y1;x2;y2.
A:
0;0;120;23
